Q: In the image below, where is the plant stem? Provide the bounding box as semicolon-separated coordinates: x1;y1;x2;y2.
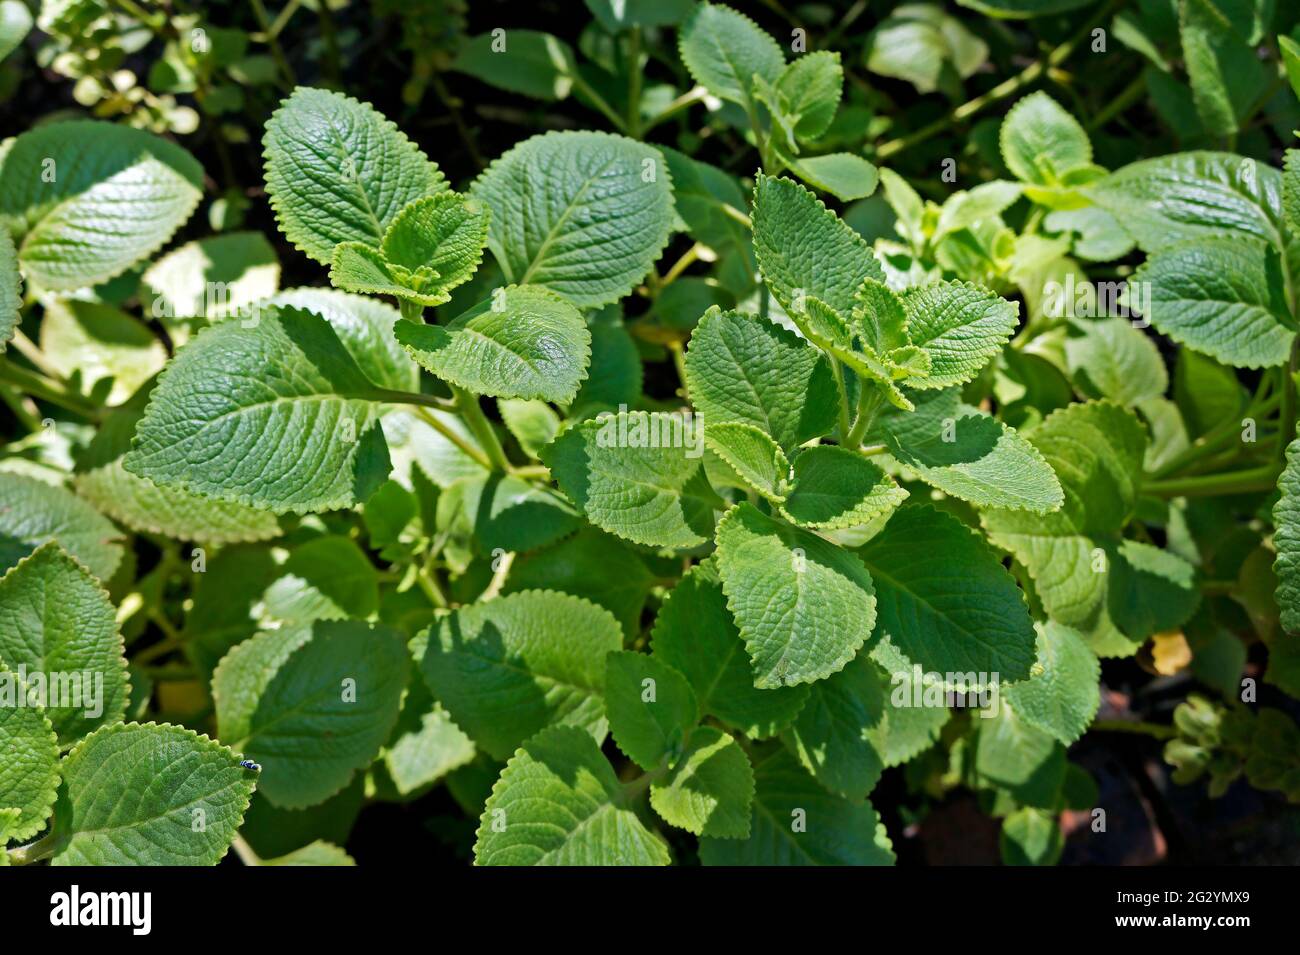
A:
479;550;514;601
570;71;627;132
8;829;59;865
1143;464;1280;498
1149;393;1280;480
642;86;708;134
249;0;296;89
1090;719;1175;740
0;381;41;432
668;340;689;402
661;243;705;287
845;387;882;449
410;405;493;470
875;0;1124;160
0;359;100;420
450;384;511;471
830;358;852;440
231;835;261;866
416;552;449;609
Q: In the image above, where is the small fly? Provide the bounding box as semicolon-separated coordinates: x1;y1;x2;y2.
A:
239;759;261;771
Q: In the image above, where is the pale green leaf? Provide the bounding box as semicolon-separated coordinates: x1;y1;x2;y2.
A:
381;688;476;798
411;590;622;760
0;542;128;742
263;87;446;263
715;502;877;688
902;281;1020;390
542;411;717;549
0;681;59;842
1274;437;1300;633
650;726;753;838
705;421;790;502
789;153;879;202
650;561;810;738
678;2;784;109
452;30;576;101
1003;622;1100;744
0;122;203;290
213;619;409;809
0;0;32;64
262;840;356;866
1000;806;1062;865
1000;91;1092;186
499;398;560;459
1179;0;1265;132
0;229;20;351
124;305;393;514
471;131;674;307
1065;316;1169;405
474;725;669;866
974;704;1065;807
39;298;166;405
777;51;842;140
0;473;124;581
141;231;280;337
781;446;907;529
49;722;255;865
395;285;590;404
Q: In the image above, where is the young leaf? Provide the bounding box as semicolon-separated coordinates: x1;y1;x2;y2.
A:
605;651;698;771
1000;806;1063;866
438;472;579;554
853;277;909;353
542;411;718;549
684;307;838;454
1065;317;1168;406
1003;622;1101;745
698;747;894;865
213;619;409;809
471;131;674;307
499;398;561;459
0;681;59;842
704;421;791;502
381;695;476;798
474;725;670;866
411;590;622;760
49;722;255;865
776;51;843;140
857;505;1037;682
715;503;877;688
1130;236;1294;369
124;305;394;514
263;87;447;263
0;473;124;582
0;121;203;290
1000;92;1092;187
901;281;1020;390
752;173;885;318
787;153;880;203
651;561;811;738
871;387;1064;513
394;285;590;404
678;2;784;111
782;653;886;800
0;542;128;742
649;726;754;838
780;446;907;529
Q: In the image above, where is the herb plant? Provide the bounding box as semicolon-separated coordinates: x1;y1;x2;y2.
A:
1;0;1299;868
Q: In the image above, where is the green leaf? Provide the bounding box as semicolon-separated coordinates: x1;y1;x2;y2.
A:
1282;35;1300;102
1042;206;1134;262
1002;622;1100;744
777;51;842;140
1130;236;1294;369
752;173;884;319
503;528;654;639
585;0;693;29
263;87;446;264
261;535;379;624
872;387;1064;512
0;542;128;742
787;153;880;202
651;561;810;738
982;401;1159;656
781;445;907;529
0;229;20;351
0;678;59;842
213;619;409;809
394;285;590;403
328;242;446;306
438;472;579;554
542;411;717;549
1000;92;1092;187
452;31;576;101
660;147;749;253
499;399;561;459
782;653;886;800
49;722;255;865
650;726;754;838
0;122;203;290
0;473;124;581
474;725;669;866
471;131;674;307
38;298;166;405
1000;806;1063;865
857;505;1037;682
901;281;1020;390
1285;150;1300;238
974;703;1065;808
1275;437;1300;634
864;7;988;94
1179;0;1265;133
715;502;877;688
860;646;951;766
1065;317;1169;405
381;695;476;798
678;2;784;110
0;0;32;64
141;231;280;336
684;307;838;454
1086;152;1288;254
261;840;357;866
411;590;622;760
956;0;1094;14
605;651;698;770
705;421;790;502
699;747;894;865
124;305;393;514
935;181;1025;242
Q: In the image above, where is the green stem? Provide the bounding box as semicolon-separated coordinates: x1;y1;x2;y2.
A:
668;340;689;402
1087;74;1146;130
1149;392;1280;480
0;359;101;420
0;381;41;432
570;72;627;132
845;387;882;449
410;405;493;470
1090;719;1174;740
830;359;852;441
450;384;511;471
7;829;59;865
416;551;449;609
249;0;296;88
642;86;708;134
875;0;1124;160
1143;464;1280;498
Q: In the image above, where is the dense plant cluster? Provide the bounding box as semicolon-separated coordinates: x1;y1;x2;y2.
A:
1;0;1299;867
